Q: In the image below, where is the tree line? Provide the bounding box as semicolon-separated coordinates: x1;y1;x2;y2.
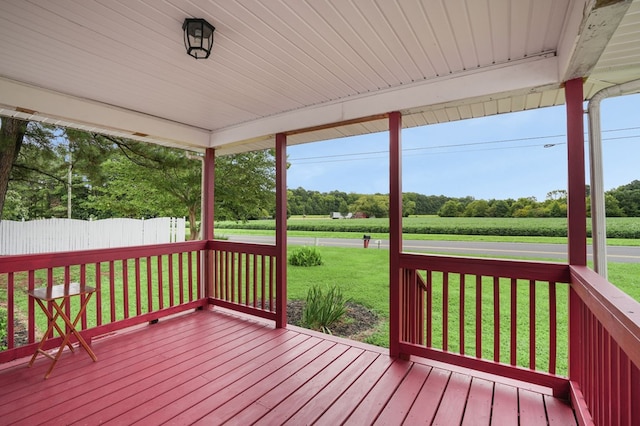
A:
2;118;638;236
288;182;640;218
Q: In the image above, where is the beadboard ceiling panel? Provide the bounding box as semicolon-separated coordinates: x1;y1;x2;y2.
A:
0;0;638;154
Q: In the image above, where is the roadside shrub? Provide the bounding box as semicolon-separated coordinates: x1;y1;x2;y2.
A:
288;247;323;267
302;285;348;334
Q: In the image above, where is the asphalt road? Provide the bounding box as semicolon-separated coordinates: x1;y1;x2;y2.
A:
226;235;640;263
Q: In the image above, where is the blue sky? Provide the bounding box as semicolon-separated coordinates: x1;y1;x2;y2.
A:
287;93;640;201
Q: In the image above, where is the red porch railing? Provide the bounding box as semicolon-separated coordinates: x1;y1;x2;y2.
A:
397;253;572;397
0;241;206;363
207;240;277;321
568;266;640;425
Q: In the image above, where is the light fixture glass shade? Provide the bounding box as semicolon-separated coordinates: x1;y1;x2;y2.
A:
183;18;215;59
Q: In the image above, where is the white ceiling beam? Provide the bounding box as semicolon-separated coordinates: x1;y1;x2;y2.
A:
0;77;211;149
558;0;632;82
209;55;560;148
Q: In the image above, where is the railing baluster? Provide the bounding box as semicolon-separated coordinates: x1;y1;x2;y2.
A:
459;274;465;355
168;253;174;307
7;273;14;349
416;270;425;345
443;272;449;352
238;252;244;305
64;266;71;334
47;268;54;334
28;270;35;343
476;275;482;358
510;278;517;366
529;279;536;370
146;256;153;313
157;256;163;309
110;260;116;322
188;251;194;302
122;259;129;319
253;254;258;308
135;258;142;316
230;251;236;302
426;270;432;347
95;263;102;326
619;351;630;424
269;255;274;312
609;339;619;425
80;264;87;329
493;276;500;363
196;250;201;300
548;281;557;374
250;254;256;307
178;252;185;304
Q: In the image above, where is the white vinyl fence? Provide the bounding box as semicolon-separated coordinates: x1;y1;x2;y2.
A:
0;217;186;255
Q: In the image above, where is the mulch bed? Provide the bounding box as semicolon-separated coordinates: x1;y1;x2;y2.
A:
287;299;380;340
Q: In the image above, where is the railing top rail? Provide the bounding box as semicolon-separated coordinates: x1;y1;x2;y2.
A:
570;265;640;369
399;252;570;283
0;240;207;274
207;239;278;256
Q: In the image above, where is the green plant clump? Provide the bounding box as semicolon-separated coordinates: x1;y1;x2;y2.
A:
288;247;324;267
302;285;348;335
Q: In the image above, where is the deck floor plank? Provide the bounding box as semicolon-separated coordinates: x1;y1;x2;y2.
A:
374;363;432;425
431;371;473;425
0;308;577;426
461;378;495;426
282;350;380;425
519;388;549;426
313;354;395;425
245;346;365;425
342;358;413;424
404;367;451;424
491;382;519;425
544;395;578;425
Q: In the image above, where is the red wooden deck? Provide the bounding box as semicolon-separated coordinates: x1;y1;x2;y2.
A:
0;308;576;425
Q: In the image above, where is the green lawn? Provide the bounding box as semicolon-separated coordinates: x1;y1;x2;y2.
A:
286;245;639;377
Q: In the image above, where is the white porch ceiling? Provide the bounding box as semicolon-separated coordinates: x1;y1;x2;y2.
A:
0;0;639;155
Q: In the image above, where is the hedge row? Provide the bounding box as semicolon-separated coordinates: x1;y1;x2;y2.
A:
214;218;640;239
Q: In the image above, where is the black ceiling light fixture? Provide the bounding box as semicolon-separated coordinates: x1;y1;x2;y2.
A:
182;18;215;59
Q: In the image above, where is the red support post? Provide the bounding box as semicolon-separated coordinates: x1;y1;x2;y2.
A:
275;133;287;328
203;148;215;299
565;78;587;266
565;78;586;384
389;111;402;357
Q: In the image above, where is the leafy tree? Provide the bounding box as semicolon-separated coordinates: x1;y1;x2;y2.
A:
350;194;388;218
463;200;490;217
214;150;276;222
609;180;640;216
604;193;624;217
487;199;511;217
438;200;463;217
